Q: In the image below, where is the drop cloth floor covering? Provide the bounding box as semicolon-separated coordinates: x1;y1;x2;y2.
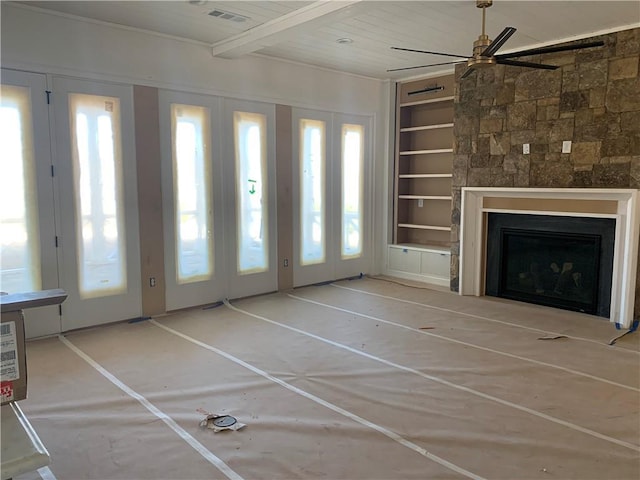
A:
15;278;640;480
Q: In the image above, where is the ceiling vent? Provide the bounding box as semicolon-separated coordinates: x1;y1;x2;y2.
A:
208;9;249;23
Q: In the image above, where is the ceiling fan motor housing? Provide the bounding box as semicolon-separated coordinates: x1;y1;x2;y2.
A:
469;35;496;68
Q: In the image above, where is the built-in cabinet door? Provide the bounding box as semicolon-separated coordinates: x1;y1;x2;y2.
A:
159;91;226;310
222;99;278;299
52;77;142;331
0;69;60;338
292;110;372;287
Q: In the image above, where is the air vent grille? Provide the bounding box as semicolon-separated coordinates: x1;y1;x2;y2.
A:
208;9;249;23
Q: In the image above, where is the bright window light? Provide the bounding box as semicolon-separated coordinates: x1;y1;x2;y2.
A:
341;124;364;259
171;104;213;284
0;85;41;294
300;119;326;266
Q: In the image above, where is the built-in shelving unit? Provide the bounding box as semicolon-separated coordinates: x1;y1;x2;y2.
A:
394;74;454;249
389;74;455;286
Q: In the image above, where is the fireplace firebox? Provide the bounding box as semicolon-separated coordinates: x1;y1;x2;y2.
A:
486;214;615;318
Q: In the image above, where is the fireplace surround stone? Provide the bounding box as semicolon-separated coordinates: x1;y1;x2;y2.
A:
450;27;640;322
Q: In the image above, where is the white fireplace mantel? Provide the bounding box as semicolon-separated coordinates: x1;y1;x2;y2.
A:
459;187;640;328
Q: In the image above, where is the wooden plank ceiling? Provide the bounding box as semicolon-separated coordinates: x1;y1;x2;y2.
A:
16;1;640;79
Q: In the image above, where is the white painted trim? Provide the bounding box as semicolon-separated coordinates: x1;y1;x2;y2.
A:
459;187;639;328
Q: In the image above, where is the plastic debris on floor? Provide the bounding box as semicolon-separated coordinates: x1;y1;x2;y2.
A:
197;409;246;433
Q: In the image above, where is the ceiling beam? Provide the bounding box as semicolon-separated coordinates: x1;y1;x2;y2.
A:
211;0;362;59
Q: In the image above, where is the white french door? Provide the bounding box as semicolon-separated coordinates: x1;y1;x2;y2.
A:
292;109;333;286
332;113;371;280
223;99;277;299
158;91;226;310
52;77;141;331
292;110;371;287
0;69;59;338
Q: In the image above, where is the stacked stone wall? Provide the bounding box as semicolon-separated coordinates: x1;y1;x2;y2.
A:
450;27;640;318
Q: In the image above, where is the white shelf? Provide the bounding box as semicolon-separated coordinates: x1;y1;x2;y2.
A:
394;74;454;249
392;243;450;253
399;148;453;155
399;95;454;108
398;195;452;200
397;223;452;231
400;123;454;133
398;173;452;179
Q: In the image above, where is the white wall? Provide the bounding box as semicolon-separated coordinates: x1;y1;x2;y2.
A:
1;3;392;274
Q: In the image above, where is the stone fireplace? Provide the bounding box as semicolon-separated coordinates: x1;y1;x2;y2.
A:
450;27;640;324
458;188;638;327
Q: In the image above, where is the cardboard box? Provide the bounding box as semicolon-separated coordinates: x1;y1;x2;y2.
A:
1;310;27;405
0;288;67;405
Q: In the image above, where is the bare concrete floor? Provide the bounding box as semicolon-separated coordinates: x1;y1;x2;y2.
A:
16;278;640;480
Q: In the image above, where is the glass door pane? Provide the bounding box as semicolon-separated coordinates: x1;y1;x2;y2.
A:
224;100;276;299
0;85;41;294
2;69;60;338
54;77;141;331
69;93;127;298
160;91;224;311
341;124;364;259
171;104;213;284
233;111;268;274
299;119;326;266
332;114;370;281
292;109;333;288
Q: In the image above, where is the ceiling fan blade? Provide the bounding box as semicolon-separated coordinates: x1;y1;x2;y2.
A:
481;26;517;57
497;40;604;59
387;60;465;72
497;58;558;70
391;47;469;59
460;67;475;79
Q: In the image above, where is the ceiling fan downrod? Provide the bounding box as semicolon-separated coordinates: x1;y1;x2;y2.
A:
469;0;495;68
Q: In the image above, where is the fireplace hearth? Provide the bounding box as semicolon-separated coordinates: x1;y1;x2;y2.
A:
486;214;615;318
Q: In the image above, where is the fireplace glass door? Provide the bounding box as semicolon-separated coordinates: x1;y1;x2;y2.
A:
499;229;600;314
486;214;615;318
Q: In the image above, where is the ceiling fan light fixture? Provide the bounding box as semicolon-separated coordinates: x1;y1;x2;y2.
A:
389;0;603;76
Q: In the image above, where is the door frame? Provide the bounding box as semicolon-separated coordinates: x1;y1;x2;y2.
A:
222;98;278;299
1;69;60;338
52;76;142;331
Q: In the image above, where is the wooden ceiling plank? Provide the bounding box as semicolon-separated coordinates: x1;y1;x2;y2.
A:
210;0;363;59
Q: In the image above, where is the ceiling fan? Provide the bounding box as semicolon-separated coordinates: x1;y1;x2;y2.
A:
388;0;604;79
